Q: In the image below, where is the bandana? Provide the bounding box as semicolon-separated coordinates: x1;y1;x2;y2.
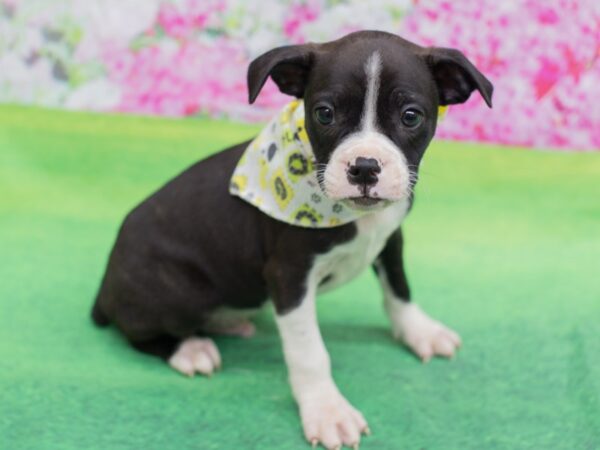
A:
229;100;448;229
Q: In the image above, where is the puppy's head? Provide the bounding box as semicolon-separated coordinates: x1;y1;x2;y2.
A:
248;31;493;210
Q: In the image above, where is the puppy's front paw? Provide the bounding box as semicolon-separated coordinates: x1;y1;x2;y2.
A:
392;303;462;363
168;337;221;377
298;386;369;449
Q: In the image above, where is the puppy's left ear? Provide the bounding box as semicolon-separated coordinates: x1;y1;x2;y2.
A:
247;44;316;104
424;47;494;108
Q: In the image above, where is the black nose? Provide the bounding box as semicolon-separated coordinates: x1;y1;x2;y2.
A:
347;157;381;187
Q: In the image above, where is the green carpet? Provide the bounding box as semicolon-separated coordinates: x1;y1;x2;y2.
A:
1;104;599;450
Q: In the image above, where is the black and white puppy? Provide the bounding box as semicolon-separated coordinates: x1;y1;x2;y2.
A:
92;31;492;449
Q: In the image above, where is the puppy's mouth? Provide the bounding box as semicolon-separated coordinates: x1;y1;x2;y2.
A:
343;195;389;211
349;196;381;207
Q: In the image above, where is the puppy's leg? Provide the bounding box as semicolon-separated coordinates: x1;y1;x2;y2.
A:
374;228;461;362
266;261;368;450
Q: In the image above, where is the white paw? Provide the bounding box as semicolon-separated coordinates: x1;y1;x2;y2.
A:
168;337;221;377
391;303;462;363
298;385;369;449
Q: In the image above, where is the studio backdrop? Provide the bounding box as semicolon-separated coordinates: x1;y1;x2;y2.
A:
1;0;599;150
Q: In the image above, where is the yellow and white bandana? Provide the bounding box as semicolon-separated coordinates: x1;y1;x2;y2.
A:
229;100;365;228
229;100;448;229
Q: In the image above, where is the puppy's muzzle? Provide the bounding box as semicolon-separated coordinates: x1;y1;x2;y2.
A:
323;131;410;203
347;157;381;189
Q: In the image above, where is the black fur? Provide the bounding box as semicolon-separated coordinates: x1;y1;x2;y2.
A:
92;30;492;360
93;142;356;344
373;228;411;300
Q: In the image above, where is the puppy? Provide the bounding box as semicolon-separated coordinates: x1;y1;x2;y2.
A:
92;30;493;449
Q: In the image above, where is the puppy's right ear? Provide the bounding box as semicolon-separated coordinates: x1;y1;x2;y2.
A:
247;44;316;104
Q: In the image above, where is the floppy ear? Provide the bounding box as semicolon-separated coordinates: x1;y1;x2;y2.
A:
247;44;316;104
424;47;493;108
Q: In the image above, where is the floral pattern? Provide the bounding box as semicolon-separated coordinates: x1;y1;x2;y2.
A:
1;0;599;150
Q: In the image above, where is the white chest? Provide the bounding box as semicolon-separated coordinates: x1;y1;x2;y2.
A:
315;200;409;293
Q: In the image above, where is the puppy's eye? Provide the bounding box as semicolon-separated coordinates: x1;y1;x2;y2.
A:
401;109;423;128
314;106;334;125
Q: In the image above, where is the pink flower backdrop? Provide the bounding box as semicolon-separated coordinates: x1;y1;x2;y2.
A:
1;0;599;150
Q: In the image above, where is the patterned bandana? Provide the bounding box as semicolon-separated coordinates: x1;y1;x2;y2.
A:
229;100;448;229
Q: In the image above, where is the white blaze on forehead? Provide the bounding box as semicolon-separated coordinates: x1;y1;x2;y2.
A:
322;50;412;203
360;51;382;132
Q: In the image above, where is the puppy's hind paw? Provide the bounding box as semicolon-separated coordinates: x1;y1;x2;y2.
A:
168;337;221;377
205;318;256;338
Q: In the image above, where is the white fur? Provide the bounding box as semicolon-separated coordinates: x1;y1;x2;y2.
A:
360;51;382;132
317;200;410;293
275;273;368;449
168;337;221;377
274;201;408;448
275;197;461;446
322;131;412;202
322;51;412;202
376;261;462;362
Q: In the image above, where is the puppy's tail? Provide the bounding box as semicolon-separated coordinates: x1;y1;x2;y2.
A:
91;296;110;327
